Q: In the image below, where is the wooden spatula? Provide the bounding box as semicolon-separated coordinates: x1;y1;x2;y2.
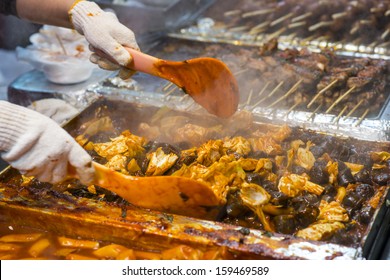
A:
95;47;239;118
125;48;239;118
87;162;221;219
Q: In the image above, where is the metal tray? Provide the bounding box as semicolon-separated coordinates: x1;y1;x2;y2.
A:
1;98;389;259
170;0;390;59
85;37;390;142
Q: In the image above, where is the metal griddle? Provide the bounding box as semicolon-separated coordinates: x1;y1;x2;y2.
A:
0;98;389;259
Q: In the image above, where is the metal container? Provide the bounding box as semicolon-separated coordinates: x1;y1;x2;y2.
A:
0;98;389;259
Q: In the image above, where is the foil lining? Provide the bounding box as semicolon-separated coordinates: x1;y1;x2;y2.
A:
88;78;390;142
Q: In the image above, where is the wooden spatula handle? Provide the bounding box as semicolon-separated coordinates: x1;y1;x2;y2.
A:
125;47;159;75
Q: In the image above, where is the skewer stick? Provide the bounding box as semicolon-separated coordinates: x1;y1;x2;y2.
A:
381;28;390;40
359;20;373;25
309;21;333;32
300;35;317;45
332;12;348;20
233;68;249;76
224;10;242;17
242;8;275;18
307;79;338;108
164;86;177;97
179;94;190;102
246;89;254;106
255;81;284;106
307;103;322;121
350;25;359;35
163;82;174;92
333;105;348;124
343;99;364;120
228;25;250;33
325;86;356;114
270;12;294;27
251;21;271;30
284;102;301;117
288;21;306;29
249;21;271;34
268;27;287;40
355;109;369;127
267;79;303;108
258;82;270;98
370;7;385;13
291;12;312;23
376;41;390;48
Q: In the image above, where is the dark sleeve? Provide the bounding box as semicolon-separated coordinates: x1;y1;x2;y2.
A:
0;0;18;16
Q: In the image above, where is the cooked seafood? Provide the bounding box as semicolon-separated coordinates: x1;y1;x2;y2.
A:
66;111;390;247
1;102;389;257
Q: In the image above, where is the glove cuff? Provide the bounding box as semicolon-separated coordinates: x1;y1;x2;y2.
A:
0;101;40;152
69;0;103;34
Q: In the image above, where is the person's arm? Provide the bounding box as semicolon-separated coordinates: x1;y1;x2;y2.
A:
15;0;139;78
0;101;94;185
16;0;76;28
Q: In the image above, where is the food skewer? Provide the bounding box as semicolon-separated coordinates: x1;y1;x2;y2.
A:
249;21;271;35
258;82;270;98
255;81;284;106
307;104;322;121
381;28;390;40
343;99;364;120
164;86;178;97
246;89;254;106
242;8;275;18
333;105;348;124
291;12;312;23
332;12;348;20
233;68;249;77
270;12;294;27
179;94;190;102
355;109;370;127
267;79;303;108
162;81;174;92
268;27;287;39
325;86;356;114
228;25;250;33
288;21;306;29
224;9;241;17
308;21;333;32
307;79;338;108
284;102;301;117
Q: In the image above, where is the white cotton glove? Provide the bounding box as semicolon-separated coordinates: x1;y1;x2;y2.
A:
69;0;139;79
0;101;94;185
29;99;79;125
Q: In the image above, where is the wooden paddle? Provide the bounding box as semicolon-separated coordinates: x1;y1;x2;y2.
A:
95;47;239;118
84;162;221;219
125;48;239;118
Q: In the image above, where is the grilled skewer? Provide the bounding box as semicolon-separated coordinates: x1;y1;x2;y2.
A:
326;86;356;114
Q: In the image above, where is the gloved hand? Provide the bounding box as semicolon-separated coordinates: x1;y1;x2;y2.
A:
69;0;139;79
0;101;94;185
29;98;79;125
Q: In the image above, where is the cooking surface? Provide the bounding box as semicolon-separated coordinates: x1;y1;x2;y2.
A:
1;0;390;260
1;98;389;259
